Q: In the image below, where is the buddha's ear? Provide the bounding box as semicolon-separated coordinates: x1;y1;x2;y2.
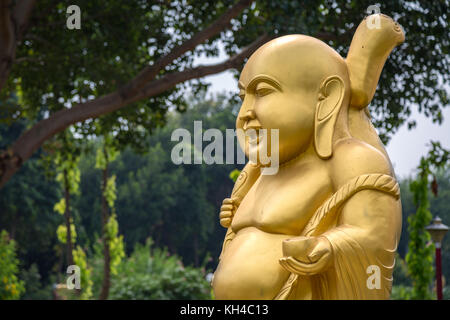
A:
314;75;345;159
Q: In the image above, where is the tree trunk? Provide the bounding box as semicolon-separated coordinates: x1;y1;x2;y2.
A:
99;150;110;300
63;169;74;267
9;209;17;239
193;233;199;267
0;0;35;92
56;244;64;283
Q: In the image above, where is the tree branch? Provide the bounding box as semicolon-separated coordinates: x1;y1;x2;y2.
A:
0;34;270;188
119;0;253;99
132;34;270;103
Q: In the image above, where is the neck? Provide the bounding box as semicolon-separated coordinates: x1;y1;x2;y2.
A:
278;140;317;170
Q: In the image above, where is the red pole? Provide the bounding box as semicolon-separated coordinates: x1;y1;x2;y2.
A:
436;245;443;300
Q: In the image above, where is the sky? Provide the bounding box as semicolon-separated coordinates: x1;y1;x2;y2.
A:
195;47;450;179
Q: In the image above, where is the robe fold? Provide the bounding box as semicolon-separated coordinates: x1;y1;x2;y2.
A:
276;173;400;300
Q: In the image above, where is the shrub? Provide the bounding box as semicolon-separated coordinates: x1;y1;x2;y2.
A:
390;285;414;300
0;230;25;299
109;239;210;300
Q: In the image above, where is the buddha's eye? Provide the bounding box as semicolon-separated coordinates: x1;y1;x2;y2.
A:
255;83;275;98
238;89;245;102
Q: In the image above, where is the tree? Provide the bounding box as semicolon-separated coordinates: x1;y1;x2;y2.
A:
72;94;238;266
0;119;61;283
94;138;125;299
51;131;82;268
0;0;448;189
429;168;450;287
0;0;262;187
406;142;450;299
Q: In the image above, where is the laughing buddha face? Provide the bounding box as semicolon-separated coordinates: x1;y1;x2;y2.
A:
236;35;350;167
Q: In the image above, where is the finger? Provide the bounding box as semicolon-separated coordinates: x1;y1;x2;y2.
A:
279;253;331;276
308;237;331;262
308;247;328;263
220;218;231;228
279;257;318;275
219;211;233;219
220;204;234;212
279;257;296;274
222;198;234;205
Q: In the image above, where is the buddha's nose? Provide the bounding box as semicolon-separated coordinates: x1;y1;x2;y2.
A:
240;110;261;131
239;110;256;122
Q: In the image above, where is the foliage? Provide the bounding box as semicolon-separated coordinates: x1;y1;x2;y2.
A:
397;178;416;257
397;167;450;284
228;0;450;142
49;130;83;268
1;1;447;151
55;157;81;196
0;121;61;282
2;94;450;299
392;253;412;287
69;95;238;285
229;169;241;183
108;239;210;300
390;285;414;300
56;223;77;245
97;141;125;275
2;0;233;151
95;143;119;171
429;168;450;285
19;264;53;300
0;230;25;299
105;214;125;276
407;167;435;299
111;94;237;265
53;198;66;215
104;175;117;211
72;246;93;300
406;142;450;299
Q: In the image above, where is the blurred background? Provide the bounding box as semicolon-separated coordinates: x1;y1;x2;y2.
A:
0;0;448;300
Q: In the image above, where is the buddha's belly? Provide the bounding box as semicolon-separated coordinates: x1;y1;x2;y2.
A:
212;227;291;300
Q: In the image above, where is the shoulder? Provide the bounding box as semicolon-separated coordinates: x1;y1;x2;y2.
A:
329;138;394;190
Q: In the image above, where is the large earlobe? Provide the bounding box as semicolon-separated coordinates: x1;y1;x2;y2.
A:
314;76;345;159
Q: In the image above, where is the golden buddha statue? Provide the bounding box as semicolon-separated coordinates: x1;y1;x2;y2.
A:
212;14;405;300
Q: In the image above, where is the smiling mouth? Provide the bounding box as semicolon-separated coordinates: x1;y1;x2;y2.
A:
246;128;261;146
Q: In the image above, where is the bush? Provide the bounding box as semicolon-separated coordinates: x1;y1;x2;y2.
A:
393;254;412;287
391;285;414;300
0;230;25;299
108;239;211;300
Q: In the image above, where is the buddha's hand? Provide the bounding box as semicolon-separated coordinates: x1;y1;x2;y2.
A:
219;198;237;228
279;236;333;276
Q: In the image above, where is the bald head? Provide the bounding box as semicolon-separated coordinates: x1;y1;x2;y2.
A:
236;35;353;164
240;35;350;97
